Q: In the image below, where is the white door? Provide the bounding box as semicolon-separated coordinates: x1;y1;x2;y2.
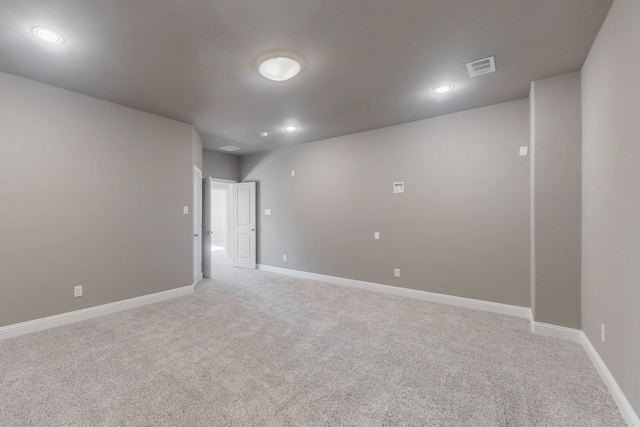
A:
193;166;203;283
202;177;212;278
232;182;256;269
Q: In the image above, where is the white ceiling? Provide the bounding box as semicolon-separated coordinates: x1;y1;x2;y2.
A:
0;0;613;154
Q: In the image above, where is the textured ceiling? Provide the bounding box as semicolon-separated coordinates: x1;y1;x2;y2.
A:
0;0;613;154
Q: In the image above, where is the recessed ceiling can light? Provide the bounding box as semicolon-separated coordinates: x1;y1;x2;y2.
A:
259;131;269;137
433;84;455;94
284;126;298;132
259;57;301;81
32;27;65;44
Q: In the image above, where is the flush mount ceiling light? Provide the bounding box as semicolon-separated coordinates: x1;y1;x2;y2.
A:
32;27;64;44
259;57;301;81
433;84;455;94
284;126;298;132
259;131;269;137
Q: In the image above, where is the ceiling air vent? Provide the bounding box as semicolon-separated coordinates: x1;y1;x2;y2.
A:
466;56;496;77
219;145;241;152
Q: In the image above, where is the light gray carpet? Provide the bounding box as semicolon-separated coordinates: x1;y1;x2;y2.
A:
0;264;626;426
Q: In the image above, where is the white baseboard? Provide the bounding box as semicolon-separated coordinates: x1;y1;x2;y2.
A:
531;321;583;343
257;264;532;320
0;284;195;341
581;333;640;427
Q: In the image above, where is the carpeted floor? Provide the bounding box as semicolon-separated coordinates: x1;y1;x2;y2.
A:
0;263;626;426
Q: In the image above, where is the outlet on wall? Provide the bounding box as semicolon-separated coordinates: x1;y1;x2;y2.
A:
283;254;287;262
74;285;83;298
601;323;605;342
374;232;380;240
394;268;400;278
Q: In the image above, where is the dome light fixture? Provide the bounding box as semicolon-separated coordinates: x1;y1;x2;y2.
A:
284;126;298;132
259;57;301;81
32;27;65;44
259;131;269;137
433;84;455;94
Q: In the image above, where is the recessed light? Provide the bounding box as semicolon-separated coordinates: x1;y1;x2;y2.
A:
32;27;64;44
433;84;455;94
284;126;298;132
259;131;269;137
259;57;301;81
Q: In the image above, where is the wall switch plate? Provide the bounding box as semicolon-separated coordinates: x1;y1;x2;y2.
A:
374;232;380;240
393;182;405;193
394;268;400;277
601;323;605;342
74;285;83;298
265;209;272;216
183;206;189;215
519;146;529;157
283;255;287;261
291;170;296;177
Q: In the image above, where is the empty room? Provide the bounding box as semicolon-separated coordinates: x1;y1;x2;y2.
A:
1;0;638;426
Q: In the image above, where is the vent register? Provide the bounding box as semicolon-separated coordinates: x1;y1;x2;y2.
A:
219;145;241;152
466;56;496;77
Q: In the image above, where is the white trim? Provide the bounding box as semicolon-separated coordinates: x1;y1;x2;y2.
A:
581;333;640;427
209;177;237;184
256;264;531;319
529;83;537;323
531;321;582;343
194;165;203;283
0;285;194;341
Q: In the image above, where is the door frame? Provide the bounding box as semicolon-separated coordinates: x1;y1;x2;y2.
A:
193;166;203;285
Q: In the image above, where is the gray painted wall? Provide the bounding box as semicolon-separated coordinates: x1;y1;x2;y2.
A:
241;99;530;307
203;150;239;181
530;72;582;329
0;71;194;328
582;0;640;415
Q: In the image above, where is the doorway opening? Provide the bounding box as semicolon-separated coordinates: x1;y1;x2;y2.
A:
203;178;256;278
210;182;231;265
203;178;236;277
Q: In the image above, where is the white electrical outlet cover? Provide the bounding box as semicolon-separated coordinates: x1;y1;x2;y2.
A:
283;255;287;261
393;182;405;193
394;268;400;277
519;146;529;157
265;209;271;216
183;206;189;215
374;232;380;240
291;170;296;177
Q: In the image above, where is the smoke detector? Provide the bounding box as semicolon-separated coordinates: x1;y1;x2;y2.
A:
466;56;496;77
